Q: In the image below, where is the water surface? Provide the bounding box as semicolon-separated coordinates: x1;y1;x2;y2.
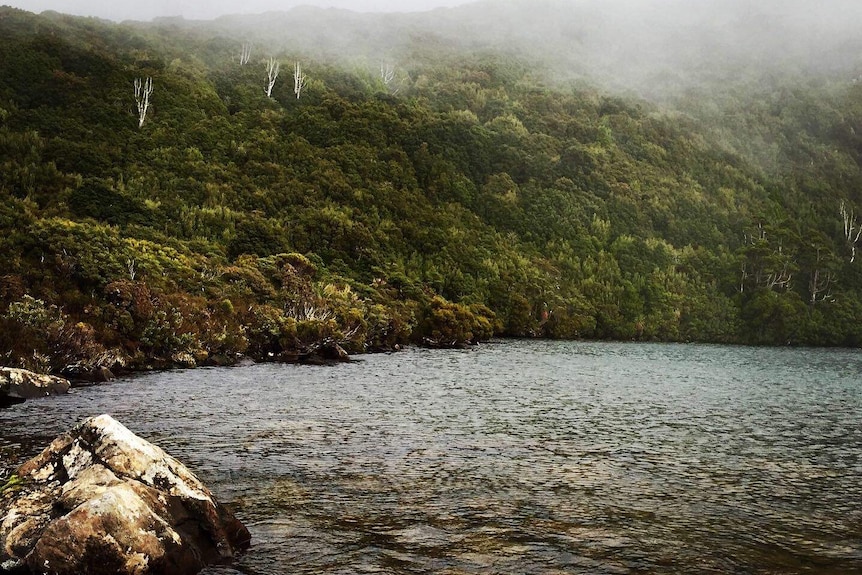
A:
2;341;861;574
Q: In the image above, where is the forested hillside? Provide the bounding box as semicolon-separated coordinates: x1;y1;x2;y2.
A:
1;2;862;373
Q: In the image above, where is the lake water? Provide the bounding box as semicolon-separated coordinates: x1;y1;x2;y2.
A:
2;341;861;574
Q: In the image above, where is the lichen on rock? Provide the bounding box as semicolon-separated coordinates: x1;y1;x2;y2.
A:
0;368;70;407
0;415;250;575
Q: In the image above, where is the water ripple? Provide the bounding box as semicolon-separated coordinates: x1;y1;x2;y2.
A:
1;341;860;574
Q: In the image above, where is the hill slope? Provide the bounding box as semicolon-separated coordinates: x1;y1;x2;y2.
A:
1;3;862;372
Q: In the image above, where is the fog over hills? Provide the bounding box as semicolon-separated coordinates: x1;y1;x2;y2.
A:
152;0;862;97
2;0;469;22
4;0;862;358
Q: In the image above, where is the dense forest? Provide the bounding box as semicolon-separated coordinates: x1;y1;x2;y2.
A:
2;1;862;374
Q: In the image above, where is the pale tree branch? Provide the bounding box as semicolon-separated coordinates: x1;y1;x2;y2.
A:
294;61;307;99
379;62;407;94
809;269;834;304
380;62;396;85
240;42;252;66
133;77;153;128
265;57;279;97
840;200;861;263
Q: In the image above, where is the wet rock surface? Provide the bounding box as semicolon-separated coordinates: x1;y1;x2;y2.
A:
0;414;250;575
0;368;70;407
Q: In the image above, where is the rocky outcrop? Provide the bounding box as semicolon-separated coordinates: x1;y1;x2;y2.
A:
274;342;352;365
60;350;128;386
0;415;250;575
0;368;70;407
60;364;115;386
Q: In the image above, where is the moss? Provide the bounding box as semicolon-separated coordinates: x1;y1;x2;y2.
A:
0;474;25;496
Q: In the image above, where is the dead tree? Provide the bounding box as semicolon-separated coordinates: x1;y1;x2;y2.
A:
264;57;279;97
133;77;153;128
294;62;306;99
126;258;137;281
379;62;405;94
380;63;395;86
239;42;252;66
738;224;767;293
809;255;834;304
739;224;797;293
840;200;862;262
765;254;794;291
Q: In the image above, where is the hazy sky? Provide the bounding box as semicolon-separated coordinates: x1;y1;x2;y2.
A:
2;0;474;21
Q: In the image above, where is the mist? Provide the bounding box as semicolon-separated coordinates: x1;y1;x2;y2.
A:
1;0;473;22
8;0;862;99
129;0;862;100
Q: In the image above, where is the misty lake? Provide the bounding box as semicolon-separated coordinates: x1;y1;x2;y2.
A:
2;341;861;574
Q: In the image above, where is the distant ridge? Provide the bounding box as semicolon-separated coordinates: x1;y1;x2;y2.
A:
135;0;862;97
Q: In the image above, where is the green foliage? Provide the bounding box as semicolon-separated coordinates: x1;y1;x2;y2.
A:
5;295;53;328
68;180;151;227
0;5;860;372
419;296;495;347
1;294;105;373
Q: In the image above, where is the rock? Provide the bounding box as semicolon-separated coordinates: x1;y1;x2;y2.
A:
192;350;210;366
269;344;350;365
0;368;70;407
319;343;351;363
93;366;115;382
301;343;351;365
170;352;197;369
0;415;251;575
60;364;115;386
60;349;128;387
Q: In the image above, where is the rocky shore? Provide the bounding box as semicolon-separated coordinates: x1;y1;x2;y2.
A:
0;368;70;408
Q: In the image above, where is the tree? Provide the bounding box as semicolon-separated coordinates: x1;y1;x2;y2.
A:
294;62;306;99
380;63;395;86
265;57;279;98
379;62;403;94
840;200;861;263
239;42;251;66
133;77;153;128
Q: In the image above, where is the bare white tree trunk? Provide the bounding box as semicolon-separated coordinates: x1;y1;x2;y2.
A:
265;57;279;97
294;62;306;99
134;77;153;128
380;63;395;85
379;62;406;94
240;42;252;66
840;200;862;262
809;267;833;304
765;259;793;291
127;258;137;281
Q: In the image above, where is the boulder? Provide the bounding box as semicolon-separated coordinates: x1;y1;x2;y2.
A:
274;343;350;365
60;350;129;386
319;343;351;363
60;364;115;386
0;368;70;407
0;415;250;575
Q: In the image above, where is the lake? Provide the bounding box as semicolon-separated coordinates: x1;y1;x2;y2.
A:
1;341;861;574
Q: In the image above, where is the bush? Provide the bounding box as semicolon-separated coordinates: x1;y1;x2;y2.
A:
418;295;495;347
0;295;106;373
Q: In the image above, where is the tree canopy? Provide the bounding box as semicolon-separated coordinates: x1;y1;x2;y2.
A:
2;5;862;372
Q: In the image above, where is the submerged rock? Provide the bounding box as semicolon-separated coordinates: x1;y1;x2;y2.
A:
0;414;250;575
0;368;70;407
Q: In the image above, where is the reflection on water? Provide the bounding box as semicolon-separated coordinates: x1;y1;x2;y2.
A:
2;341;861;574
